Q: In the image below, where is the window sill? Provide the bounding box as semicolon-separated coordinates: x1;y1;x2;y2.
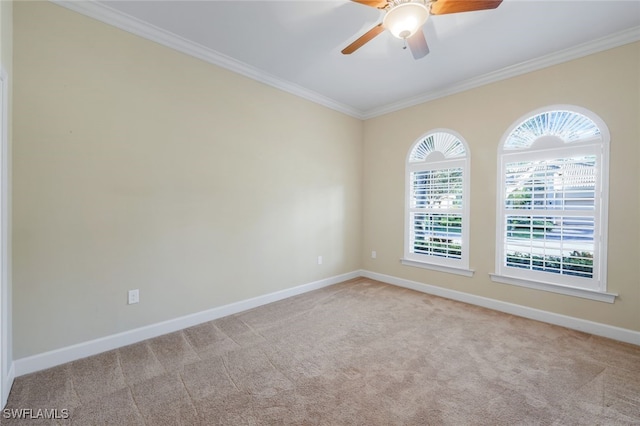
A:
489;273;617;303
401;259;474;277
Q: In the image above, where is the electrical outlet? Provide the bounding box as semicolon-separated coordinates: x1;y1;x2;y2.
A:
371;251;377;259
317;255;323;265
128;289;139;305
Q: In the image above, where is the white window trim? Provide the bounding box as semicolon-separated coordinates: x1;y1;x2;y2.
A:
401;258;475;277
499;142;604;290
489;274;617;303
404;129;471;274
493;105;613;300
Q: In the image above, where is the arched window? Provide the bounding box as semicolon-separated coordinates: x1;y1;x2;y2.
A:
492;106;614;302
403;130;471;276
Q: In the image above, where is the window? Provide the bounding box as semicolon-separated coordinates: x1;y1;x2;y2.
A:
492;106;614;302
403;130;471;276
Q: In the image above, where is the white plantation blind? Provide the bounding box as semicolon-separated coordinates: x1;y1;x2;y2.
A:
410;168;463;209
497;107;609;293
504;155;597;279
504;110;601;150
505;156;596;211
406;130;469;270
410;168;463;260
410;132;466;162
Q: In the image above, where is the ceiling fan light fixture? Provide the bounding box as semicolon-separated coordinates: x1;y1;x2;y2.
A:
383;1;429;40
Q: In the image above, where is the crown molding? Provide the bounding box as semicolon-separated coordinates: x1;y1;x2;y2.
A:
50;1;639;122
50;0;366;119
362;26;640;119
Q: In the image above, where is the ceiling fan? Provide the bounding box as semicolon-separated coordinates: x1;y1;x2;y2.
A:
342;0;503;59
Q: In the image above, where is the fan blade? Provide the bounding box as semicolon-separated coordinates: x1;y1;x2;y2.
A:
342;24;385;55
430;0;502;15
351;0;388;9
408;30;429;60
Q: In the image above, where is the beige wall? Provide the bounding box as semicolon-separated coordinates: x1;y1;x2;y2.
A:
11;1;640;361
0;2;12;71
363;42;640;331
13;2;363;359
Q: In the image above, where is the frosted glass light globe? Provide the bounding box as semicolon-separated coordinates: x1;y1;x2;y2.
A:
383;2;429;39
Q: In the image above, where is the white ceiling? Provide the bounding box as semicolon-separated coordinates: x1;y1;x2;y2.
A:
59;0;640;118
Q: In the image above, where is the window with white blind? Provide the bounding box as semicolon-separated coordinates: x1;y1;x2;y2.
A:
492;106;614;302
403;130;471;276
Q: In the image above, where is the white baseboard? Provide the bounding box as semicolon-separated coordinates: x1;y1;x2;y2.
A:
14;271;360;377
361;270;640;346
2;363;14;408
13;268;639;378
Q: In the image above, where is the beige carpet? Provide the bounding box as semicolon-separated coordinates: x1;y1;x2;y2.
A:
3;278;640;425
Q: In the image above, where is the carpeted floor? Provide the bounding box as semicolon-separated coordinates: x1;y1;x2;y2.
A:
3;278;640;425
